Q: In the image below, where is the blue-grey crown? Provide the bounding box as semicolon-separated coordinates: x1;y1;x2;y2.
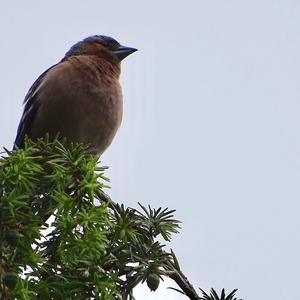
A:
64;35;120;58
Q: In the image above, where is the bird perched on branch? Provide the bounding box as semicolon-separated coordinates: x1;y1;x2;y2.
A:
14;35;137;155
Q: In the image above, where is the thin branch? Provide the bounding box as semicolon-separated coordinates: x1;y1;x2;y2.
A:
165;269;201;300
96;190;118;208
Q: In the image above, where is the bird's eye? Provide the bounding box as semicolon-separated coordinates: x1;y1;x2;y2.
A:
100;36;120;49
108;41;120;49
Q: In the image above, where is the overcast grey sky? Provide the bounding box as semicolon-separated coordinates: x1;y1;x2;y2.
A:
1;1;300;299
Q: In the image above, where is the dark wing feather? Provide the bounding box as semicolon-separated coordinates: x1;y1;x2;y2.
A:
14;64;58;149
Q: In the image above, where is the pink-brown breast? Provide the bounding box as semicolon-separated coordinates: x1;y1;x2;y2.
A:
29;55;123;155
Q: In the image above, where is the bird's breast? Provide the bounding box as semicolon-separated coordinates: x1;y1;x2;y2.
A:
31;57;123;155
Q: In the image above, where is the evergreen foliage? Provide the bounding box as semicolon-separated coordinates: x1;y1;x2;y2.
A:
0;139;241;300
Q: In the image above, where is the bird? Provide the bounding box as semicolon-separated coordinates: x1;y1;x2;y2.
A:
14;35;137;155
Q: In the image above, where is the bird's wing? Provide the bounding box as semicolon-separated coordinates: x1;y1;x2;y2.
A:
14;64;58;149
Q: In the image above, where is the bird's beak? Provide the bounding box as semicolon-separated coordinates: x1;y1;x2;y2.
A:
114;45;137;61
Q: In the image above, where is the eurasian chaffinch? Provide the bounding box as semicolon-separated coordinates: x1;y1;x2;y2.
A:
14;35;137;154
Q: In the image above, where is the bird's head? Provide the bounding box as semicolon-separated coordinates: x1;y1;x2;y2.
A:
63;35;137;63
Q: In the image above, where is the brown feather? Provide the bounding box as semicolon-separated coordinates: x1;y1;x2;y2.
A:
29;55;122;154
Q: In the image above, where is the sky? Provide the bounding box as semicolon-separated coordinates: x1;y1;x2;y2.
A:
1;1;300;299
